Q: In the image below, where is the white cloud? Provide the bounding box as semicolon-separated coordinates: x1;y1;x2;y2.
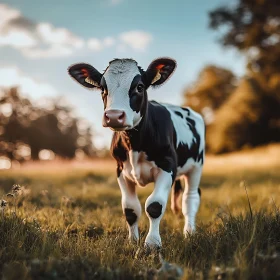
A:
0;4;38;49
0;66;58;98
119;30;153;51
37;22;84;48
87;31;152;53
0;4;84;59
103;36;115;47
0;4;153;58
87;38;103;51
0;29;37;48
22;45;73;59
87;36;116;52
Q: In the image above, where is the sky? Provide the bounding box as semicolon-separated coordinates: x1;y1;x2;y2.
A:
0;0;246;148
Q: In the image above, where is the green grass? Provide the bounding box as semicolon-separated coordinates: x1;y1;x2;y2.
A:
0;151;280;279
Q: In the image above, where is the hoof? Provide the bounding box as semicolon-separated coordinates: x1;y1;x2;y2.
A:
183;226;195;238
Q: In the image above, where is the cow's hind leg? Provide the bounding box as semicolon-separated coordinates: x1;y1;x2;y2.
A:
171;179;183;215
182;167;202;236
118;172;141;242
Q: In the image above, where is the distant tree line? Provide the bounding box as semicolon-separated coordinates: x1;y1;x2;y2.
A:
183;0;280;153
0;87;95;161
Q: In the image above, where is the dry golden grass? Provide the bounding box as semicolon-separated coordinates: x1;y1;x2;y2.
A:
205;144;280;173
0;144;279;279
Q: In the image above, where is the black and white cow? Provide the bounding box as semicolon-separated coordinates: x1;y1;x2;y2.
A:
68;58;205;248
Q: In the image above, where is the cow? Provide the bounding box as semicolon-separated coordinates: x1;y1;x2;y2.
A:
68;58;205;248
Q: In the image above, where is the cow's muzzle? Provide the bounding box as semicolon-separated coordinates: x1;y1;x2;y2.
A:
103;110;128;129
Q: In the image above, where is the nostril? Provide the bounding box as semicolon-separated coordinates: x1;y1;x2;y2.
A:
118;112;125;122
105;113;110;123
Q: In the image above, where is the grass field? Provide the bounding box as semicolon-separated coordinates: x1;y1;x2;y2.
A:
0;145;279;279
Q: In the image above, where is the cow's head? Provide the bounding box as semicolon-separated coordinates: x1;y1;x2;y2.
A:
68;58;176;131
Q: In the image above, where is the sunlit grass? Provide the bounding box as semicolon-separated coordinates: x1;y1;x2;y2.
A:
0;145;279;279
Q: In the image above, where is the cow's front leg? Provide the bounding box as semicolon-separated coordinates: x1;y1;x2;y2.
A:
117;172;141;242
145;168;173;248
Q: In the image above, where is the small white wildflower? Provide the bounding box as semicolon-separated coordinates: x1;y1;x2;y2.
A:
41;190;49;196
12;184;21;194
0;199;8;218
0;199;7;208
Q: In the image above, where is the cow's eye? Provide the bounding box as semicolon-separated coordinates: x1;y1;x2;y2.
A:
137;84;144;92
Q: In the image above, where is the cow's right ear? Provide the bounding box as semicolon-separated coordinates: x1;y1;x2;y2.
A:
68;63;102;89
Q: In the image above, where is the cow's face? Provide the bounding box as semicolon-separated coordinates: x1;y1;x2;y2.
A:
68;58;176;131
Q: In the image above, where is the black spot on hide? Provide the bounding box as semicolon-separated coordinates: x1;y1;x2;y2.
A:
146;202;162;219
185;117;202;163
124;208;137;225
198;150;204;164
182;107;190;115
176;141;190;167
174;111;183;118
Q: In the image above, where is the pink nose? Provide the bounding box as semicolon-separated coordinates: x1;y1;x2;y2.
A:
103;110;126;128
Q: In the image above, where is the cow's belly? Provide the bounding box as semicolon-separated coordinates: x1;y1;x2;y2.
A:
122;151;201;186
122;151;158;187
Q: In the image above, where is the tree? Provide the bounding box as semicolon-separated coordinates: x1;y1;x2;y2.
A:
183;65;236;124
203;0;280;153
0;87;95;161
207;77;274;153
209;0;280;94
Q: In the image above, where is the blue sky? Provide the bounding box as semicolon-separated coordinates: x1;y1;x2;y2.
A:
0;0;245;148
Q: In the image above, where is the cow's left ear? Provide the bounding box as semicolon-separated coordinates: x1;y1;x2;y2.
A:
144;58;176;87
